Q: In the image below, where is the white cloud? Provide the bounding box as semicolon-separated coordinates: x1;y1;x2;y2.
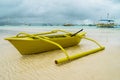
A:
0;0;120;24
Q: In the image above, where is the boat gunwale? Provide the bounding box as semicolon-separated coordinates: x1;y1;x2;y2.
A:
5;32;86;41
5;35;79;41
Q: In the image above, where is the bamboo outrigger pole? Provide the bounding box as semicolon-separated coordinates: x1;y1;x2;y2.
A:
55;37;105;64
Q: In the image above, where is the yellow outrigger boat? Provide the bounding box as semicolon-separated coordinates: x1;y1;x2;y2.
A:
5;29;105;64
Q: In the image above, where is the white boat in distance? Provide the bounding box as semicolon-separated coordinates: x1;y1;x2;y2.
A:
96;13;115;28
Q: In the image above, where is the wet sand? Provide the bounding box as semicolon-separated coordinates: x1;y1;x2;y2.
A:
0;28;120;80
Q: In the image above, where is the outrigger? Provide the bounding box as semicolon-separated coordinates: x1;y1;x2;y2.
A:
5;29;105;64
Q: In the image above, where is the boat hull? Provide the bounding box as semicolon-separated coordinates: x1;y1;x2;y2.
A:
6;35;82;55
96;23;115;28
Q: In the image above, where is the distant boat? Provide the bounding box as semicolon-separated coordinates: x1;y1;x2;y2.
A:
96;13;115;28
63;24;74;26
96;19;115;28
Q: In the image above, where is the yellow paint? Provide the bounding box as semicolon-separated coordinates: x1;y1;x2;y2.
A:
5;30;105;64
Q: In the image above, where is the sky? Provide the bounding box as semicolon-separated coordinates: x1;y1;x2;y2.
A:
0;0;120;24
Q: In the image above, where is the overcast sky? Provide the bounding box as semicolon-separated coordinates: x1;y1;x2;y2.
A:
0;0;120;24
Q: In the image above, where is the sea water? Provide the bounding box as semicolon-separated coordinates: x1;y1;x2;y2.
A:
0;25;120;38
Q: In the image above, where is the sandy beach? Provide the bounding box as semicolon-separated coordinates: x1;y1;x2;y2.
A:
0;27;120;80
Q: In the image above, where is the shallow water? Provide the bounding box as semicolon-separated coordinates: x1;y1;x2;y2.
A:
0;25;120;33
